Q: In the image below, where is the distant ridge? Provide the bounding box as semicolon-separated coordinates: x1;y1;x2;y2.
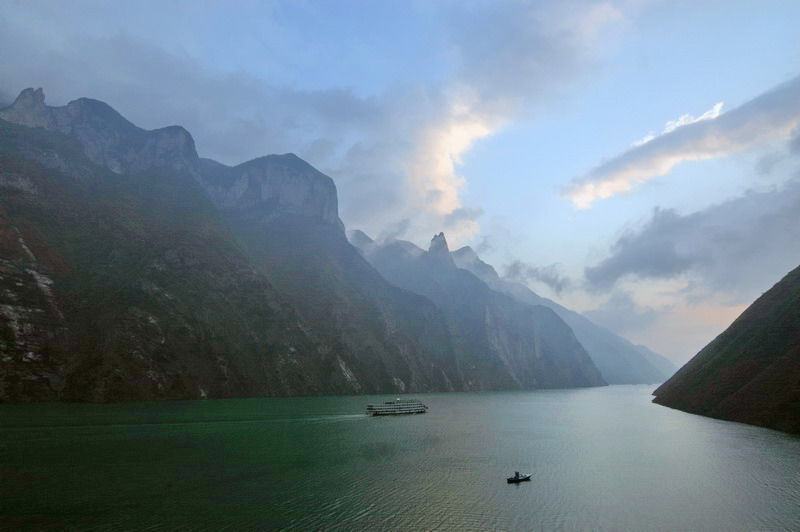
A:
449;246;676;384
350;232;607;390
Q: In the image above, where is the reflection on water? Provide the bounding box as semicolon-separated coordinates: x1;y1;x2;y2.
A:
1;386;799;530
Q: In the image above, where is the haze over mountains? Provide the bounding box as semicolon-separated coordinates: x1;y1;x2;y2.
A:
350;231;674;386
0;88;674;402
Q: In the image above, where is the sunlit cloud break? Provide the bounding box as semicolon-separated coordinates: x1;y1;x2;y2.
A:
631;101;723;147
564;75;800;209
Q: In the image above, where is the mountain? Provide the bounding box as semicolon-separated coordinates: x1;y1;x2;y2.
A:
0;88;461;400
653;264;800;434
350;231;607;389
0;116;334;401
196;156;460;394
634;344;677;379
450;246;675;384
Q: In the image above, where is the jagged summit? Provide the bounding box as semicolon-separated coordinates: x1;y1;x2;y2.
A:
429;232;448;254
1;87;50;127
0;88;198;174
10;87;45;108
427;232;455;267
354;229;607;389
0;89;460;401
1;87;344;229
1;88;138;133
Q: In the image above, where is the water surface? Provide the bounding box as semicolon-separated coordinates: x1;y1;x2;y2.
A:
2;385;799;530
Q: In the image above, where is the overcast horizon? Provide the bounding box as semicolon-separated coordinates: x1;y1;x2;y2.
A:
3;0;799;364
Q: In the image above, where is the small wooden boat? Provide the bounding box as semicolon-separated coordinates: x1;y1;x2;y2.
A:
507;472;532;483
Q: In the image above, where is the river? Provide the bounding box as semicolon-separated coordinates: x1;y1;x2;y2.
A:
1;385;798;530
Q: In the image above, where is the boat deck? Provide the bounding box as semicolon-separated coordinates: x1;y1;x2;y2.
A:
366;399;428;416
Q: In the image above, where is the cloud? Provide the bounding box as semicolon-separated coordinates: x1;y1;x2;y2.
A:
474;235;493;255
584;177;800;302
565;75;800;208
0;1;627;246
504;261;573;295
443;206;484;235
631;101;723;147
585;208;698;290
377;218;412;243
583;291;659;334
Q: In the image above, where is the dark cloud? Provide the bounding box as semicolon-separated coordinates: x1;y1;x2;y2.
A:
504;261;573;295
584;178;800;303
585;208;698;290
583;291;659;335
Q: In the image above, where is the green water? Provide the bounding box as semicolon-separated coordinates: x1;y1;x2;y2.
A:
2;386;799;530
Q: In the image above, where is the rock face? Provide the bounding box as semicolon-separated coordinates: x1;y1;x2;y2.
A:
351;232;606;389
0;116;362;401
2;87;666;402
450;246;675;384
0;88;197;175
0;208;69;401
199;155;343;228
653;265;800;434
0;88;459;401
199;167;458;395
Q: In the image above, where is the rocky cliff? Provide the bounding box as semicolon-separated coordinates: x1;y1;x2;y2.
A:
350;231;606;389
450;246;675;384
0;88;198;175
198;155;343;228
0;88;459;400
0;119;340;401
653;264;800;434
198;167;459;395
2;87;668;402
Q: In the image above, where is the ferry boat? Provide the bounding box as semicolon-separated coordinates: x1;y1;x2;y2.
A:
366;398;428;416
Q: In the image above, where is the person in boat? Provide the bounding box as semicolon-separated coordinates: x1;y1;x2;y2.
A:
515;471;520;479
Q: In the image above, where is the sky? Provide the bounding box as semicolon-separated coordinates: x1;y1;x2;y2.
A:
2;0;800;364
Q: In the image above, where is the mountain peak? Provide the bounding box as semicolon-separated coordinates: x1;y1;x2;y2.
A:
451;245;478;261
1;88;50;128
426;232;456;268
347;229;377;256
429;232;449;254
348;229;374;246
451;245;500;281
12;87;46;108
